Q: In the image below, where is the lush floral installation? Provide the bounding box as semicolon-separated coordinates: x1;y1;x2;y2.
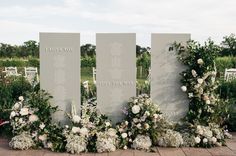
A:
63;98;118;154
9;91;66;151
116;94;183;150
173;40;232;147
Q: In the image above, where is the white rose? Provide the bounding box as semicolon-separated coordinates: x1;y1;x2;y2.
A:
133;118;139;123
105;122;111;127
123;145;127;150
197;59;204;65
20;108;29;116
65;125;69;129
195;136;201;143
19;118;23;123
108;128;117;137
144;111;150;116
72;115;81;123
13;103;20;110
132;105;140;114
136;123;141;129
29;114;39;122
80;127;89;136
197;78;204;84
125;121;129;125
121;133;128;138
203;138;208;143
191;70;197;77
153;114;158;119
71;127;80;133
18;96;24;101
10;111;16;118
119;128;124;132
206;100;211;104
181;86;187;92
39;134;47;141
144;123;150;130
211;137;217;144
40;123;45;129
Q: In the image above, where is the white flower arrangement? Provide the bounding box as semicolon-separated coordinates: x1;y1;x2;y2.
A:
96;129;118;153
9;132;35;150
193;124;227;147
157;130;183;147
132;135;152;150
65;134;87;154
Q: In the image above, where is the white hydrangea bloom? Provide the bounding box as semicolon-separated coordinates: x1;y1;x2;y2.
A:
9;132;34;150
132;135;152;150
66;134;87;154
157;130;183;147
19;108;29;116
72;115;81;123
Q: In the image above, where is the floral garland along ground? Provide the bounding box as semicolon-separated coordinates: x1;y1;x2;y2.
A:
7;40;233;153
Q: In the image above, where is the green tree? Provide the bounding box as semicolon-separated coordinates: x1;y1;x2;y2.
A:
220;34;236;56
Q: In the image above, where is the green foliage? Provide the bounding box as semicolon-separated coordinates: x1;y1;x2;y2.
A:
81;44;96;57
0;58;39;67
176;39;229;125
218;79;236;99
81;56;95;67
0;59;26;67
0;40;39;58
0;77;33;137
46;124;66;152
218;80;236;131
26;90;58;125
215;57;236;74
27;58;39;68
220;34;236;57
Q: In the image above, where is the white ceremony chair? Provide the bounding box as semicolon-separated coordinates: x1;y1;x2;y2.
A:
92;67;96;84
3;67;21;77
83;80;89;93
24;67;39;85
224;68;236;81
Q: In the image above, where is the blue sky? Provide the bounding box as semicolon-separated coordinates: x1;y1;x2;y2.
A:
0;0;235;46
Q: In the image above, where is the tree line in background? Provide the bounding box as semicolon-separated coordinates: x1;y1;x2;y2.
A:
1;34;234;58
0;41;150;58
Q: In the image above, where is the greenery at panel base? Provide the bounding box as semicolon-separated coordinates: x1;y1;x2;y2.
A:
218;79;236;131
0;76;33;137
7;93;232;153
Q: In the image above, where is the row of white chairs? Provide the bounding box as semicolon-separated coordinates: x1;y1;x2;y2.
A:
2;67;39;84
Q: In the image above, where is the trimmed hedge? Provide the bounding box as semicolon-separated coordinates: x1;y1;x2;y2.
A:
215;57;236;73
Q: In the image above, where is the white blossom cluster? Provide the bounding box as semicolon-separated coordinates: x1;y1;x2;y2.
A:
96;128;118;153
65;134;87;154
157;130;183;147
132;135;152;150
10;96;40;134
194;124;227;147
9;132;35;150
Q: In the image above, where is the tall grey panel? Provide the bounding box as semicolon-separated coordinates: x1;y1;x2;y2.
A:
96;33;136;123
40;33;80;123
151;33;190;121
